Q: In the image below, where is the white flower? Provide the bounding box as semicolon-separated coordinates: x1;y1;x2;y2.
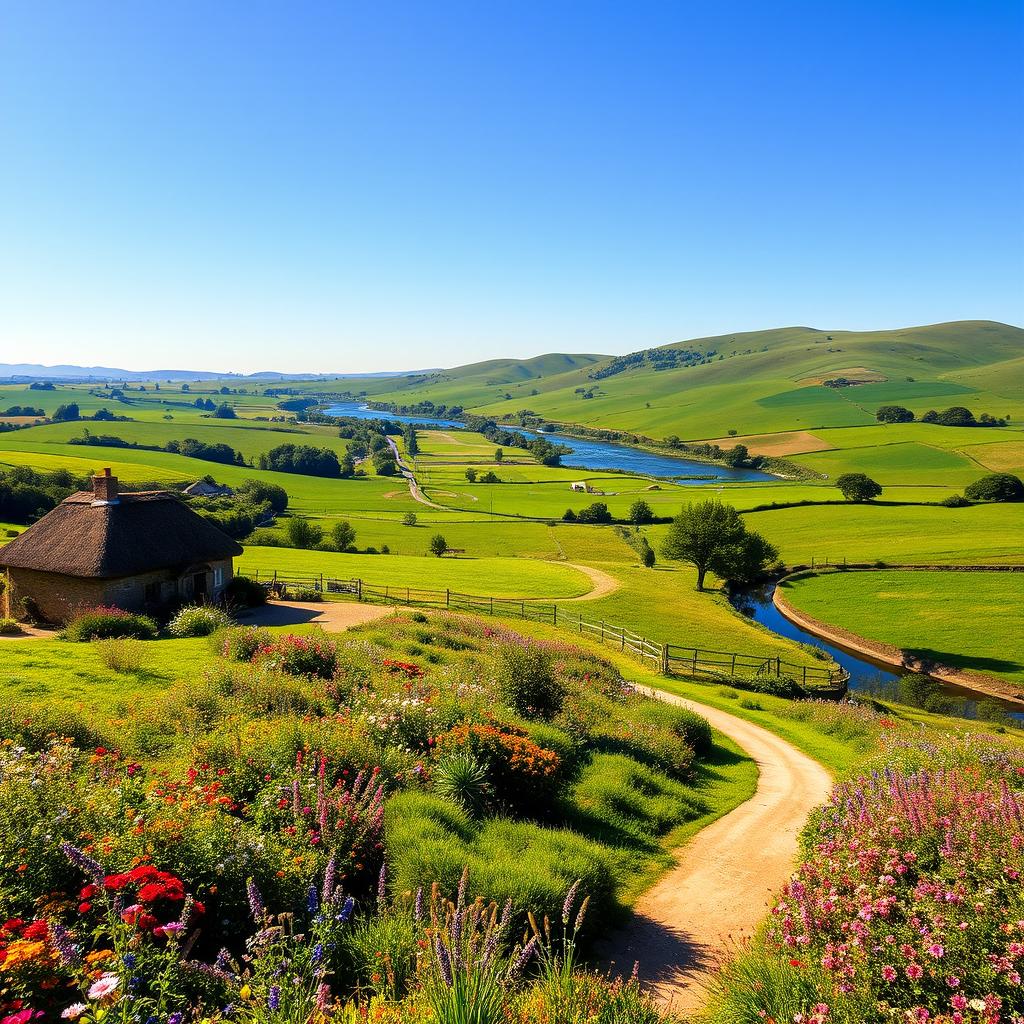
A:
62;1004;88;1020
87;974;120;1000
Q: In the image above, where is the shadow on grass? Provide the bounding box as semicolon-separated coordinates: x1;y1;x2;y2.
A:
903;647;1023;676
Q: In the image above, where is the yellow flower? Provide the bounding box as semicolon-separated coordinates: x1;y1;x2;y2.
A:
239;984;252;1001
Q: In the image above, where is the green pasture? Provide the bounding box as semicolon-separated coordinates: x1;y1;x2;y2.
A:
743;502;1024;566
238;544;593;597
779;569;1024;684
812;422;1024;453
790;441;989;487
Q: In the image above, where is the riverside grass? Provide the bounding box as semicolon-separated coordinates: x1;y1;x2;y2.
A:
779;569;1024;684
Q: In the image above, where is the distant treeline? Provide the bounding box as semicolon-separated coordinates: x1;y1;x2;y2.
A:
876;404;1008;427
0;466;165;524
589;345;715;380
462;415;567;465
67;431;245;466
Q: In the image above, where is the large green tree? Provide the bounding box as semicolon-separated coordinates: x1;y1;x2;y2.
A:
835;473;883;501
661;500;775;590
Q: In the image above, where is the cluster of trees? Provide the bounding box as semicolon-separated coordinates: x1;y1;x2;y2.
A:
589;344;713;379
563;501;612;524
465;468;500;483
0;466;165;523
877;405;1007;427
68;431;245;467
189;479;288;539
258;444;346;478
51;403;128;423
964;473;1023;502
191;397;237;418
403;425;419;457
0;405;44;417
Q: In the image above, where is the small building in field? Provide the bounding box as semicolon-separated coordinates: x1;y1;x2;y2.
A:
0;469;243;624
183;479;234;498
570;481;591;493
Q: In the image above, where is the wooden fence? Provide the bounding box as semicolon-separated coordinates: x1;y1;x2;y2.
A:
239;567;849;693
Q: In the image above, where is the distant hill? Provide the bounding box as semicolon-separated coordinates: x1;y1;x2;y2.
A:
0;364;433;383
361;321;1023;441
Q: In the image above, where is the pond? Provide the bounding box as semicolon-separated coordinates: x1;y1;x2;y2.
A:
730;580;1024;722
510;428;778;483
322;402;466;429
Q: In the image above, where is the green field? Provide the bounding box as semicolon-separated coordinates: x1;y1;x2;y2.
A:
779;569;1024;684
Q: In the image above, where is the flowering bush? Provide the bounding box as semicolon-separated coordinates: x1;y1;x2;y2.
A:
60;607;158;642
714;737;1024;1023
212;625;274;662
167;603;233;638
254;632;338;678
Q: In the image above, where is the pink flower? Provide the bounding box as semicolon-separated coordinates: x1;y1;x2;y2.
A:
61;1007;87;1021
87;974;120;1000
926;943;945;958
881;965;897;982
906;963;924;980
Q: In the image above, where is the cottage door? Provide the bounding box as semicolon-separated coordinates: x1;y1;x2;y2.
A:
193;572;208;599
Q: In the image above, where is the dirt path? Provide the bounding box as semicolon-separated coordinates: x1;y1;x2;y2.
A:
600;687;833;1015
386;439;448;510
553;562;619;601
237;600;395;630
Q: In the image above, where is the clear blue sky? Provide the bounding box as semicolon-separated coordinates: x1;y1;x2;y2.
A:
1;1;1021;373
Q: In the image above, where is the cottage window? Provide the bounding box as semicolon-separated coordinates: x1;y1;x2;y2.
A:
213;567;224;588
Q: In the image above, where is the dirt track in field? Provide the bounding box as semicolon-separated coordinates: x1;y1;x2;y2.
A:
599;687;833;1015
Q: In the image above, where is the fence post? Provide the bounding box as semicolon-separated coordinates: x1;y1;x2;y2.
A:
600;620;605;642
620;628;625;651
490;596;494;615
446;588;450;608
802;665;807;686
661;643;669;674
357;578;362;601
579;612;582;633
692;649;698;674
730;653;736;674
553;604;557;626
776;656;781;676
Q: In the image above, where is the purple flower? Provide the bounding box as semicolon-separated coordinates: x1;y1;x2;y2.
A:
322;856;336;902
167;1013;183;1024
50;920;81;968
337;895;354;922
377;861;387;910
434;936;453;986
414;886;424;923
307;883;319;914
268;986;280;1011
561;879;582;926
508;936;538;979
246;878;264;922
61;842;104;885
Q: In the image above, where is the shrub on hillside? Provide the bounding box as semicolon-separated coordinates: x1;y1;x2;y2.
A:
495;642;566;718
938;493;971;507
255;631;338;678
223;574;266;607
61;606;158;642
93;637;149;672
211;624;274;661
964;472;1024;502
168;604;233;637
0;617;21;635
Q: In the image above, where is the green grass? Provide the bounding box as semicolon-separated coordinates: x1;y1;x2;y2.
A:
238;544;593;597
780;569;1024;683
743;502;1024;566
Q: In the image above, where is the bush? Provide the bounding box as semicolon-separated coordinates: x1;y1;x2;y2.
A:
93;637;149;672
167;604;233;637
223;574;266;607
288;586;324;602
964;472;1024;502
431;751;492;816
495;642;565;718
0;617;21;635
668;706;713;758
61;606;158;641
938;493;971;507
211;624;274;661
255;631;338;678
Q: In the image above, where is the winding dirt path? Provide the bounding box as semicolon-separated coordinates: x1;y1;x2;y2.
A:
600;687;833;1015
552;562;619;601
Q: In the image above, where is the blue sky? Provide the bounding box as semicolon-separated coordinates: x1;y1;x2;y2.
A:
1;1;1021;373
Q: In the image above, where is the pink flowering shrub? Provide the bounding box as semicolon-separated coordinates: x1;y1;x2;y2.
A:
253;631;338;678
766;750;1024;1022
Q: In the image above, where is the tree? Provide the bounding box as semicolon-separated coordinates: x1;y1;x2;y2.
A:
479;470;500;483
712;531;778;585
286;517;323;549
722;444;750;468
402;512;418;527
638;537;657;568
237;479;289;514
660;500;774;591
494;448;504;463
576;501;612;524
964;473;1024;502
331;520;357;551
403;425;419;457
629;499;654;525
835;473;882;502
429;533;448;557
52;403;80;422
213;403;237;419
876;405;914;423
933;406;976;427
465;467;477;482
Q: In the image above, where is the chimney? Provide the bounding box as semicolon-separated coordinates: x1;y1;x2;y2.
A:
92;468;120;505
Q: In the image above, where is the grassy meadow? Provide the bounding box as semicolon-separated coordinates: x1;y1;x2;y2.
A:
779;569;1024;683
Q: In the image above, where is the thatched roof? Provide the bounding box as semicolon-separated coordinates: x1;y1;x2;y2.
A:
0;489;243;579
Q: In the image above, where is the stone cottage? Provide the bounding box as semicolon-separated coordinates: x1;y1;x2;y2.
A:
0;469;243;624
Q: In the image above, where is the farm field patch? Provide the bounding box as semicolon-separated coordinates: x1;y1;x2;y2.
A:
779;569;1024;683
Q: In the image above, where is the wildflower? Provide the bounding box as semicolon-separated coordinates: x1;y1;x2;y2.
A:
881;965;897;982
905;963;923;980
268;986;280;1011
246;878;264;922
87;974;120;1000
61;1006;87;1021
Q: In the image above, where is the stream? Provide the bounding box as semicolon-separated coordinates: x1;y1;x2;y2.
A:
730;580;1023;722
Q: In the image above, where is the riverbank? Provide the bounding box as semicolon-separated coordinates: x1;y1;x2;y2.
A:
772;573;1024;707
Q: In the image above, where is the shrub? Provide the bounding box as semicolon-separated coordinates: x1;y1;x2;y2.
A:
0;617;21;635
432;751;492;816
61;606;158;641
223;574;266;607
964;472;1024;502
211;624;274;661
93;637;149;672
938;493;970;507
167;603;233;637
289;586;324;602
495;642;565;718
668;706;713;758
255;631;338;678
